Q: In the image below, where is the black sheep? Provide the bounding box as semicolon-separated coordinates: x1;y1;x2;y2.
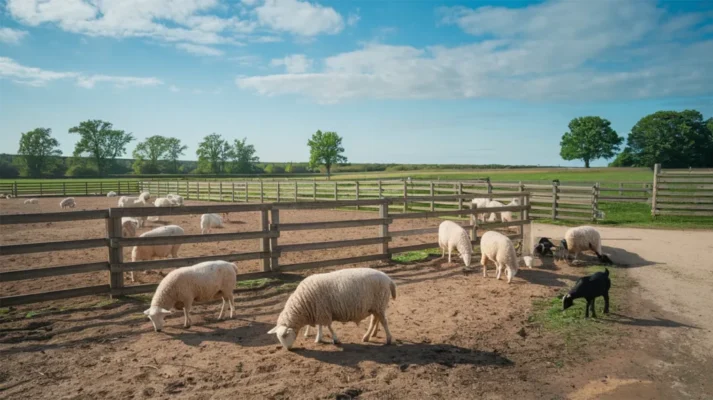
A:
534;237;556;257
562;268;611;318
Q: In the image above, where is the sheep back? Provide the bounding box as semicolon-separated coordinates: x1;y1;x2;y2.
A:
131;225;185;261
564;226;602;254
480;230;518;269
438;220;472;256
151;261;239;310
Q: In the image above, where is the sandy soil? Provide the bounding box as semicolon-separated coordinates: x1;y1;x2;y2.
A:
1;196;712;399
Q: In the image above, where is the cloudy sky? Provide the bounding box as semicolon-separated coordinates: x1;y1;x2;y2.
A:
1;0;712;167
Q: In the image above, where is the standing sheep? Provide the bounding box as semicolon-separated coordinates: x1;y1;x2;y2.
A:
268;267;397;350
59;197;76;209
200;213;224;234
130;225;185;282
471;198;491;223
480;230;523;284
151;197;175;222
499;198;520;223
24;198;39;205
485;200;505;222
122;217;139;238
563;268;611;318
437;220;472;266
119;197;149;227
144;260;239;331
557;226;612;264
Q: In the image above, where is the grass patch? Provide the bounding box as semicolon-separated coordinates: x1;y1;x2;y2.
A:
0;308;9;315
236;277;281;290
128;294;153;304
391;248;441;263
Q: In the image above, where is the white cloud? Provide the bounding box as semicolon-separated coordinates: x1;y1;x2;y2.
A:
0;56;163;88
169;85;180;92
0;27;28;44
270;54;313;73
237;0;713;104
254;0;344;36
231;55;262;66
176;43;225;57
347;10;360;27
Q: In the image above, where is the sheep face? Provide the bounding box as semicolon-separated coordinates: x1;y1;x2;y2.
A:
461;252;472;267
268;325;297;350
144;306;173;332
562;294;574;311
122;221;137;238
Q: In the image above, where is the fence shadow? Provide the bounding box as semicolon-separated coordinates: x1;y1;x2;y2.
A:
605;313;698;329
166;320;276;348
515;268;581;288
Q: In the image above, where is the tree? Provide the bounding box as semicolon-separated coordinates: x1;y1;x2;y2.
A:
307;130;347;179
17;128;62;177
0;160;20;178
133;135;170;174
165;137;188;173
626;110;713;168
560;117;622;168
608;147;637;167
196;133;231;174
69;120;134;176
230;138;259;173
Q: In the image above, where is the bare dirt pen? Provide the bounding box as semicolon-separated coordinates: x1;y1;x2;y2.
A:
1;197;712;399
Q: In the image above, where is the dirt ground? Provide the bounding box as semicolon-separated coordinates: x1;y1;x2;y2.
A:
1;196;712;399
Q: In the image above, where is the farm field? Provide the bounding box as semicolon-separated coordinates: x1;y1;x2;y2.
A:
1;197;713;398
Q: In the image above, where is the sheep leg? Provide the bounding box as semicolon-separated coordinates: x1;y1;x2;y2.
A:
304;326;311;338
315;325;323;343
481;254;488;277
327;324;340;344
363;315;377;342
130;271;135;282
440;245;445;259
603;293;610;314
218;298;226;320
506;267;512;284
448;247;452;264
183;306;192;328
584;298;591;319
495;263;502;280
228;296;235;319
590;298;597;318
375;312;393;345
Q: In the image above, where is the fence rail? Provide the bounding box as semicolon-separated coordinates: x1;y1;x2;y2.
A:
651;164;713;217
0;194;532;307
0;181;140;198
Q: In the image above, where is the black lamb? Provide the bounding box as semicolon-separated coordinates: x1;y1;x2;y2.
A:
534;237;556;257
562;268;611;318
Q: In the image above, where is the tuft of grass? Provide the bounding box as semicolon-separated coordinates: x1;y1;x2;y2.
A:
391;248;441;263
236;277;280;290
129;294;153;304
0;308;9;315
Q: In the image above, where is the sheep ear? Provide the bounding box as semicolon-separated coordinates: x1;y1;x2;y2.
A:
267;327;279;334
143;309;151;315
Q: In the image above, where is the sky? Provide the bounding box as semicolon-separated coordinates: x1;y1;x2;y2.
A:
1;0;712;167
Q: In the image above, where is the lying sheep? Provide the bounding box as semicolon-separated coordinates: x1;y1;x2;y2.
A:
60;197;76;209
268;267;396;350
480;230;523;284
130;225;185;282
438;220;472;266
557;226;612;264
563;268;611;318
107;191;117;197
24;198;39;205
200;213;223;234
166;194;184;206
144;260;239;331
122;217;139;238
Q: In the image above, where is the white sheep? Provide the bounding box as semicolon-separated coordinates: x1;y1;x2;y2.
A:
268;267;396;350
438;220;472;266
558;226;612;264
499;198;521;223
59;197;76;209
24;198;39;205
166;194;184;206
143;260;239;331
480;230;520;284
118;197;149;227
107;191;117;197
200;213;223;234
150;197;175;222
485;200;505;222
139;191;151;202
118;196;138;207
130;225;185;282
471;198;491;223
121;217;139;238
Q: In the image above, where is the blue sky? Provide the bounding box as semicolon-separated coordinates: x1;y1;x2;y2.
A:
1;0;712;167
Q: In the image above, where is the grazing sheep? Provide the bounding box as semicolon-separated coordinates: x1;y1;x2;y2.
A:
144;260;239;331
59;197;76;209
200;213;223;234
268;267;396;350
563;268;611;318
24;198;39;205
130;225;185;282
534;237;557;257
437;220;472;266
122;217;139;238
557;226;612;264
107;191;117;197
480;230;520;283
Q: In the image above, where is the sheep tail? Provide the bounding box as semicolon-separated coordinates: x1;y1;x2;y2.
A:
389;281;397;300
232;262;240;275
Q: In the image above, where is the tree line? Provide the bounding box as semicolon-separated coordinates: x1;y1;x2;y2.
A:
2;120;348;179
560;109;713;168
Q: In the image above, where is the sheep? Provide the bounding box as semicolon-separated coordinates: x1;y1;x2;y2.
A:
24;198;39;205
166;194;184;206
485;200;505;222
118;196;138;207
144;260;239;331
107;191;117;197
122;217;139;238
130;225;185;282
139;191;151;202
59;197;76;209
222;212;231;223
200;213;223;234
479;230;521;283
470;198;491;223
118;197;149;227
499;198;521;223
557;226;612;264
437;220;472;266
534;237;557;257
154;197;174;208
268;267;396;350
562;268;611;318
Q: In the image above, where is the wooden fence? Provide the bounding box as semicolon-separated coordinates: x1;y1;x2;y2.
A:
0;193;532;307
651;164;713;217
0;180;140;198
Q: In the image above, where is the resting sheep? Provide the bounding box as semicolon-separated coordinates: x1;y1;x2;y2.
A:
480;230;524;283
201;213;223;234
268;267;396;350
557;226;612;264
59;197;76;209
563;268;611;318
144;260;239;331
130;225;185;282
166;194;184;206
438;220;472;266
107;191;117;197
24;198;39;205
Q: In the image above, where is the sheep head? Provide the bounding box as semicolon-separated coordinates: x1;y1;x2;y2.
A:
144;306;173;332
268;325;297;350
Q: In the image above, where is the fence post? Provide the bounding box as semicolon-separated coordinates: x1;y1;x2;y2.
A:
332;182;337;201
470;203;478;242
592;183;600;221
294;181;298;203
107;211;124;298
100;182;103;195
269;208;280;271
260;180;264;203
651;163;661;217
522;194;532;257
63;182;66;196
276;182;281;202
13;181;17;198
430;182;434;211
458;182;463;211
618;182;623;197
261;208;271;272
551;181;559;220
231;182;235;202
379;201;390;257
40;183;43;197
403;180;408;213
487;178;493;200
378;180;383;199
245;182;249;203
197;182;201;200
355;181;360;210
220;182;223;202
85;182;88;196
313;181;317;201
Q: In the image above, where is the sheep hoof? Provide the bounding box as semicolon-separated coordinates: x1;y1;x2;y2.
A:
332;339;341;345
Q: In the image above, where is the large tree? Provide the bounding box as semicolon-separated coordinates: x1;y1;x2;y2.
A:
164;137;188;173
230;137;259;173
560;116;622;168
626;110;713;168
17;128;62;177
307;130;347;179
196;133;231;174
133;135;169;174
69;120;134;176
